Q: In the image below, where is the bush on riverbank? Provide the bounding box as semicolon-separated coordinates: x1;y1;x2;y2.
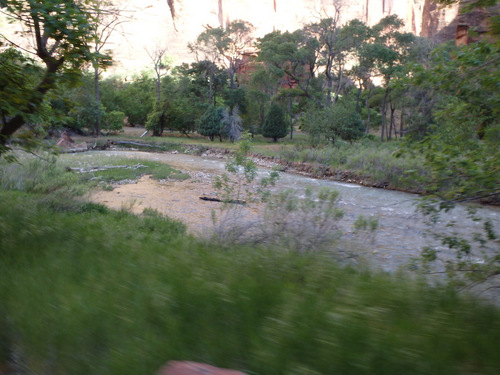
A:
1;154;499;375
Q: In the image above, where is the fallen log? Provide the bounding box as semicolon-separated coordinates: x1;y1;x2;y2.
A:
199;196;246;205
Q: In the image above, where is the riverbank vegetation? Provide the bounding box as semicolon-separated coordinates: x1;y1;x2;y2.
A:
1;154;500;375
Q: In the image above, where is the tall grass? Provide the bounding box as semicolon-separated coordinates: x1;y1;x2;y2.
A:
280;139;428;191
1;154;499;375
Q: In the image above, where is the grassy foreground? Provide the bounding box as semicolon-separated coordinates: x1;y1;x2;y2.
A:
1;154;499;375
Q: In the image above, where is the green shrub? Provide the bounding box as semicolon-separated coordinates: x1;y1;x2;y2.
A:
104;110;125;133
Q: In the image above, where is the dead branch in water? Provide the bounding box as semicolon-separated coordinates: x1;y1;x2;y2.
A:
199;196;246;205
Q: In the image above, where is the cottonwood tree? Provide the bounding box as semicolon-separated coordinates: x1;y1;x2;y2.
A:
145;45;172;136
257;29;320;105
189;20;253;141
0;0;100;157
304;1;344;107
189;20;253;96
359;15;415;141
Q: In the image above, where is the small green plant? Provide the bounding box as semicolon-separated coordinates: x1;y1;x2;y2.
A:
354;214;379;232
354;214;379;244
101;183;114;191
413;200;500;293
213;134;279;205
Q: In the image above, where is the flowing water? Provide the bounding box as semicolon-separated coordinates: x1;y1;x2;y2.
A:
88;150;500;274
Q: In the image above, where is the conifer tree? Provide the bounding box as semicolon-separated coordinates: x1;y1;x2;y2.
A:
262;103;287;142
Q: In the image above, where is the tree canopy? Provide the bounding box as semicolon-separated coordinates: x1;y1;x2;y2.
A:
0;0;101;156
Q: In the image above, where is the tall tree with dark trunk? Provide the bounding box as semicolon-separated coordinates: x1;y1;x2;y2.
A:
88;0;123;136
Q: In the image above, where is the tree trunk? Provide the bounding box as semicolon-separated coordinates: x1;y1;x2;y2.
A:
289;97;293;139
0;59;63;155
325;58;334;107
94;64;102;136
400;108;405;138
333;67;343;104
389;102;396;140
380;88;389;142
364;88;372;134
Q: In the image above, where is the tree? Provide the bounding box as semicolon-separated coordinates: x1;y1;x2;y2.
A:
99;73;155;126
88;0;122;136
257;29;320;104
356;15;415;141
0;0;99;157
198;106;225;141
189;20;254;109
262;103;287;142
146;46;172;136
301;97;365;146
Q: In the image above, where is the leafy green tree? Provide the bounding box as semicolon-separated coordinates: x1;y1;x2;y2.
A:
189;20;254;90
0;0;99;156
108;74;154;126
405;41;499;203
103;110;124;133
175;61;227;108
302;98;364;146
87;0;121;136
305;11;370;107
257;29;320;105
262;103;287;142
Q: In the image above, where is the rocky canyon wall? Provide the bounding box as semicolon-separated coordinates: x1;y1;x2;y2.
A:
78;1;461;72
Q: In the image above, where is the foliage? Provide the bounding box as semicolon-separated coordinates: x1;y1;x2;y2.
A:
74;101;105;133
213;135;278;204
145;104;166;136
404;41;500;203
399;23;500;288
103;110;124;133
189;20;254;88
257;187;345;253
262;103;288;142
0;0;100;155
198;106;225;141
302;99;365;146
279;139;427;191
99;74;155;126
257;29;320;103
